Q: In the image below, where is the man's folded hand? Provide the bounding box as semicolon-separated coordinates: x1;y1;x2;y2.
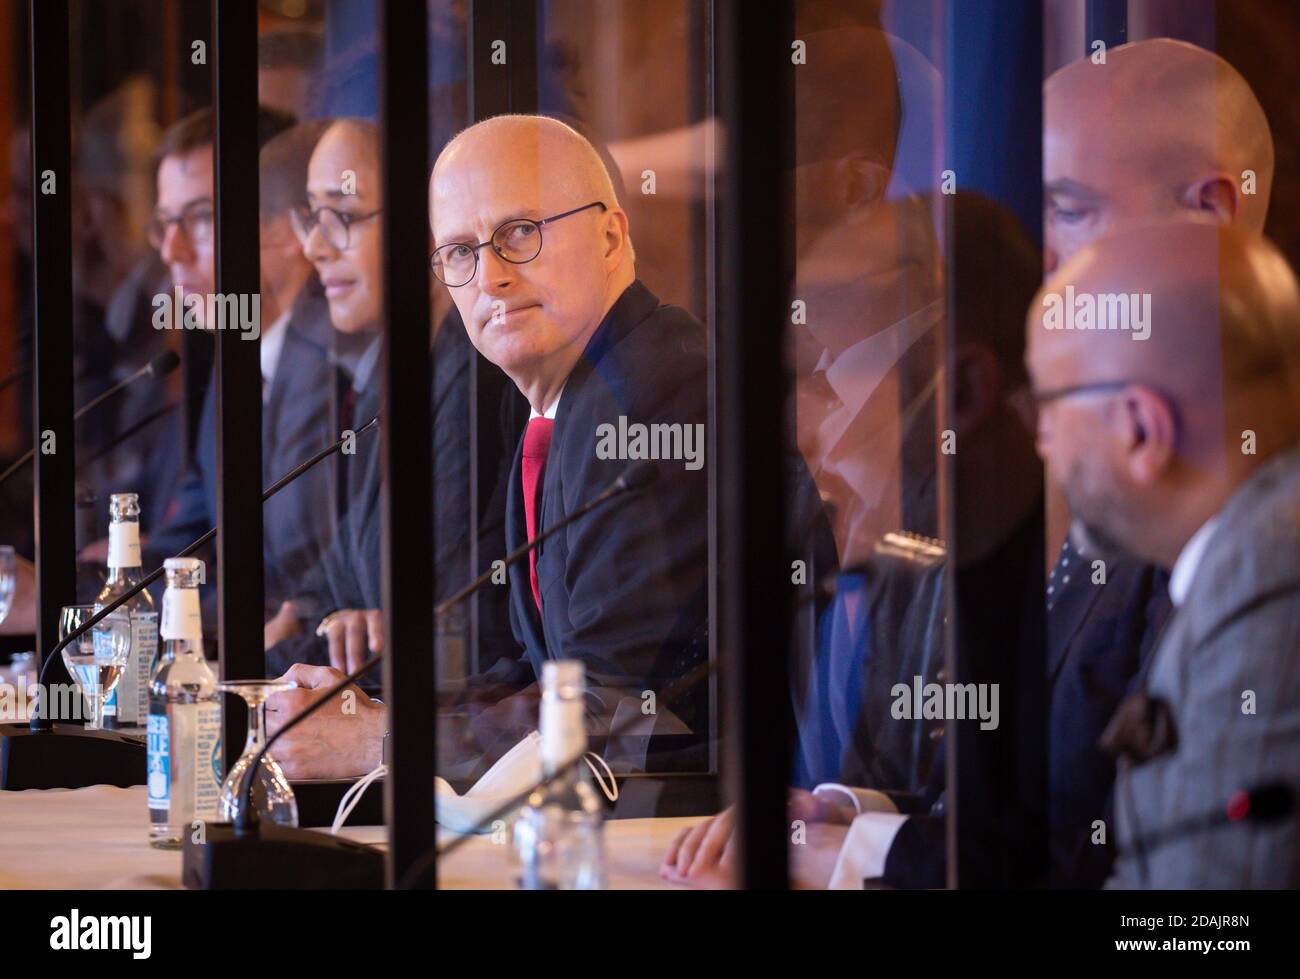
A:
265;662;386;780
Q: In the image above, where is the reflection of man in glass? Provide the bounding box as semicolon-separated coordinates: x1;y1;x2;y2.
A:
788;27;942;567
665;194;1045;888
1044;39;1273;273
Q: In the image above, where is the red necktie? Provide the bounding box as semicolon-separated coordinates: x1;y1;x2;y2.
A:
522;417;554;612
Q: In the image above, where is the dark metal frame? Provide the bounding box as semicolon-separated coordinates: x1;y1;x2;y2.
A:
27;0;76;689
378;0;436;889
715;0;794;889
465;0;537;674
212;0;264;767
1086;0;1129;52
943;0;1049;889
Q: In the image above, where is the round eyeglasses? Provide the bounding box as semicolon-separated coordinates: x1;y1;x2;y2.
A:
290;204;382;252
147;200;214;250
431;201;607;287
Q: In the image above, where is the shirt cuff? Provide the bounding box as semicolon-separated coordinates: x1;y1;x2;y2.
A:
812;783;900;816
828;812;910;889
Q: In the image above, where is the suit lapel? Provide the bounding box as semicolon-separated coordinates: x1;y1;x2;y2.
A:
1048;577;1103;687
505;433;547;658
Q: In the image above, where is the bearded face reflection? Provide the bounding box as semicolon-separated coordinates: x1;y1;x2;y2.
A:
1063;455;1134;564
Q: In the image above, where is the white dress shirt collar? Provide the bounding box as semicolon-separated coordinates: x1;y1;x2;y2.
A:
529;382;566;421
351;335;383;394
259;309;292;400
813;298;942;419
1168;514;1222;607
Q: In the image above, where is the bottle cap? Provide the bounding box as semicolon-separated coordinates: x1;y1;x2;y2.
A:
163;557;203;573
109;492;141;521
542;659;585;694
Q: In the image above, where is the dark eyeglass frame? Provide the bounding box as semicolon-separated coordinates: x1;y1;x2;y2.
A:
1032;379;1183;431
1031;379;1133;407
431;200;607;287
291;204;383;251
147;199;214;249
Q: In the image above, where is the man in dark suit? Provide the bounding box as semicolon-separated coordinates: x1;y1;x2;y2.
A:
138;118;338;621
660;194;1156;889
265;113;709;780
428;114;709;769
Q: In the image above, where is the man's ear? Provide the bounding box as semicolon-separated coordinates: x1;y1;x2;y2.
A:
1184;173;1239;224
1119;386;1177;485
601;206;631;266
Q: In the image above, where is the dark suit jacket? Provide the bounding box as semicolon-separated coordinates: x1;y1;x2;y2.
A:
265;312;516;677
145;285;338;616
485;280;710;739
879;545;1171;889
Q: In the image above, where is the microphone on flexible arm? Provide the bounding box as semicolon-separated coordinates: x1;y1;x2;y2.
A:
397;654;717;888
432;459;660;618
1123;782;1294;867
182;460;662;890
0;350;181;489
0;415;381;791
76;402;178;471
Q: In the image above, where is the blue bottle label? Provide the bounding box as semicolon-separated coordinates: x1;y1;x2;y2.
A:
147;713;169;811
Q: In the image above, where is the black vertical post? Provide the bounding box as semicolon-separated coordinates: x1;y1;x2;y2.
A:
378;0;435;889
944;0;1048;889
212;0;263;766
716;0;794;889
28;0;75;699
1086;0;1128;51
465;0;536;673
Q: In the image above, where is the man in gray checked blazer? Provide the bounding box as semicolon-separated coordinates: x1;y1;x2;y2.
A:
1026;220;1300;888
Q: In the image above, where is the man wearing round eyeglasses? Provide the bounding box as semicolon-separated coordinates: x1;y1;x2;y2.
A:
428;113;709;755
263;118;389;663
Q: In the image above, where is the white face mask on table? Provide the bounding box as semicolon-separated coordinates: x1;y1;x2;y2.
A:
332;729;619;836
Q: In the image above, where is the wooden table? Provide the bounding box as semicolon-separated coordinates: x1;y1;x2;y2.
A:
0;785;846;889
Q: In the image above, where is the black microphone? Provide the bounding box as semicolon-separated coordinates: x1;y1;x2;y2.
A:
0;415;381;790
433;459;659;619
1124;782;1295;856
76;402;178;471
182;461;661;888
396;655;718;888
0;350;181;488
73;350;180;421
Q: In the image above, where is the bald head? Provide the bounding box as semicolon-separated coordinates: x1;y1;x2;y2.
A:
433;114;623;233
429;114;635;412
1045;39;1274;270
1027;220;1300;566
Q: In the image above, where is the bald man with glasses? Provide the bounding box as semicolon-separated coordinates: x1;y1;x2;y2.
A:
266;114;710;782
426;114;709;767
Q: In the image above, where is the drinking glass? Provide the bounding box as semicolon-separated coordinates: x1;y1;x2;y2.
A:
217;679;299;827
59;604;131;730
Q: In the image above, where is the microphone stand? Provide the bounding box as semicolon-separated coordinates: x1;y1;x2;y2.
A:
396;656;717;889
0;351;180;489
0;417;380;790
182;462;660;889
